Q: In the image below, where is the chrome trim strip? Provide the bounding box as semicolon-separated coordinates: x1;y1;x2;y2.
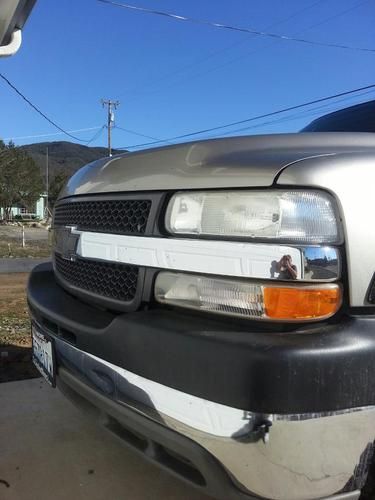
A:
55;337;249;437
63;229;341;281
54;337;372;434
324;493;360;500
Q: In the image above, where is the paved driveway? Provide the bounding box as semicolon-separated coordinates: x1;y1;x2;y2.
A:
0;258;49;273
0;379;210;500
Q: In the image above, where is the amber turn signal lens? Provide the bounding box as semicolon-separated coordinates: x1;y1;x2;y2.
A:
263;285;341;320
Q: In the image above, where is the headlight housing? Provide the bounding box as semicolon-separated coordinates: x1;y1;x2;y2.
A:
155;272;342;322
165;190;341;244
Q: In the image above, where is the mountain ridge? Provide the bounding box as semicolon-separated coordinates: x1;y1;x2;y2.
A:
20;141;125;178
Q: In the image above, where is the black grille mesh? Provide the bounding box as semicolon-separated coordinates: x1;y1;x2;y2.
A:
55;254;139;302
54;199;151;234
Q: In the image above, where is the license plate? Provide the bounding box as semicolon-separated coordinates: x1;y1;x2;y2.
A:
32;324;56;387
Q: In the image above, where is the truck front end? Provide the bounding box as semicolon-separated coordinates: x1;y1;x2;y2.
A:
28;133;375;500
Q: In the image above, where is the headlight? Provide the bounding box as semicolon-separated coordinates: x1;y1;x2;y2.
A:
165;190;341;244
155;272;342;322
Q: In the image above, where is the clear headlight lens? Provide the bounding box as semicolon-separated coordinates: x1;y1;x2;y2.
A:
165;190;341;244
155;272;342;322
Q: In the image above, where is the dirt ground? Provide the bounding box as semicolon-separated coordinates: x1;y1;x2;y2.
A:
0;225;49;241
0;225;51;258
0;273;39;382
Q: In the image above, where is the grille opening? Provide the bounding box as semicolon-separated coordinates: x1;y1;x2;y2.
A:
156;444;206;487
36;314;77;345
59;377;103;420
42;317;58;334
61;376;205;489
105;415;148;452
55;254;139;302
105;415;206;487
59;328;77;345
54;199;152;235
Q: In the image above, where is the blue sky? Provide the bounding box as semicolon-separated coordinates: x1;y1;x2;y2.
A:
1;0;374;149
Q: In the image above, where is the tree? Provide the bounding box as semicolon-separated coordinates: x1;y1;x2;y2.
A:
0;143;44;220
49;171;69;209
0;143;18;219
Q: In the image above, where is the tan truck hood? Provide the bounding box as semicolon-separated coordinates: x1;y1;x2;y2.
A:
60;132;375;197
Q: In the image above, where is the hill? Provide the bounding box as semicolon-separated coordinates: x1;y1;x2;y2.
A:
20;141;124;178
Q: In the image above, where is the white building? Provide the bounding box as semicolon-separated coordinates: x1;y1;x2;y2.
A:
0;193;47;220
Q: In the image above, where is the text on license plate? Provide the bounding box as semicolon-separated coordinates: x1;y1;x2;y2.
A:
32;325;55;386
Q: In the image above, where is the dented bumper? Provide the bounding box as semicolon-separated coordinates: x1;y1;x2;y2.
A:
28;263;375;499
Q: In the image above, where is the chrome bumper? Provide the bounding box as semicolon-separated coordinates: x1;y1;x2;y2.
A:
53;337;374;500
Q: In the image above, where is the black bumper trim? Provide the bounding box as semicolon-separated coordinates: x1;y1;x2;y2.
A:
28;263;375;414
58;367;257;500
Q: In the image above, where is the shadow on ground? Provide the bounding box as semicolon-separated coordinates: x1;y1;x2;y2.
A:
0;344;40;383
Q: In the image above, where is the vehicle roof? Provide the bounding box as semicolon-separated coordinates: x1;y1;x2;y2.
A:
302;100;375;133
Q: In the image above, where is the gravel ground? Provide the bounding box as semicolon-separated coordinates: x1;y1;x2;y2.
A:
0;226;51;258
0;225;49;242
0;273;39;382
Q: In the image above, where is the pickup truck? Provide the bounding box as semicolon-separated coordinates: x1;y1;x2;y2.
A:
28;100;375;500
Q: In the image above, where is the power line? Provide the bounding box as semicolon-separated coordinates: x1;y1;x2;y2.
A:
4;126;103;142
299;0;370;32
0;72;97;143
147;0;371;97
86;125;106;145
114;125;173;144
185;92;375;141
164;84;375;136
98;0;375;54
117;83;375;149
115;0;326;99
113;0;370;106
216;89;375;137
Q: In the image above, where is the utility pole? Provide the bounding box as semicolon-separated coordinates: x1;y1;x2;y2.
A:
46;146;49;217
101;99;120;156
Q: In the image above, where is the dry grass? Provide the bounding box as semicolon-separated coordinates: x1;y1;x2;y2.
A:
0;273;39;382
0;273;30;341
0;225;51;258
0;239;51;259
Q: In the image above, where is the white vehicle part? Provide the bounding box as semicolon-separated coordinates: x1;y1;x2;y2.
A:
0;28;21;56
75;231;303;280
